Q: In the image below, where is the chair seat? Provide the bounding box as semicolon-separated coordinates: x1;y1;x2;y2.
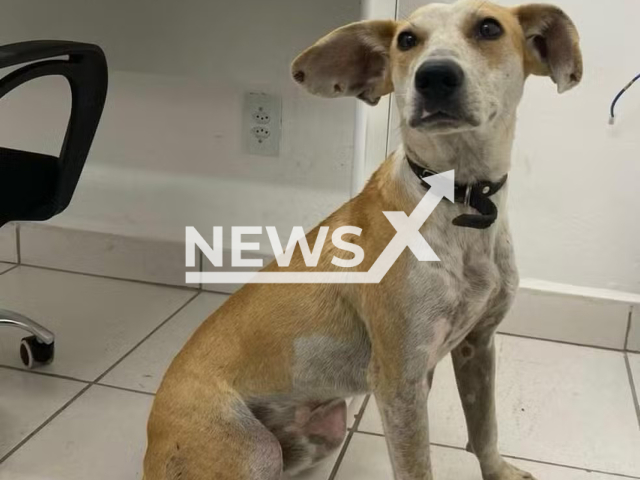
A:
0;147;59;226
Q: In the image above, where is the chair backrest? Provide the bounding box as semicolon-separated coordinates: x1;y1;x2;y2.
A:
0;41;108;227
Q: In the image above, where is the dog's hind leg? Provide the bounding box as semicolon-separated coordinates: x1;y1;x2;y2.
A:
144;380;283;480
250;398;347;476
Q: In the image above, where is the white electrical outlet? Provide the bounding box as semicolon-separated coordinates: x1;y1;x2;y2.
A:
243;92;281;157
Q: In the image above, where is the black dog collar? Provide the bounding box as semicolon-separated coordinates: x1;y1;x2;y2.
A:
407;156;508;230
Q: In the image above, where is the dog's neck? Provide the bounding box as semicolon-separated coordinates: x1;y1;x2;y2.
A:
399;112;517;185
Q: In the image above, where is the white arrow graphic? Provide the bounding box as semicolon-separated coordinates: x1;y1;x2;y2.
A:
188;170;454;284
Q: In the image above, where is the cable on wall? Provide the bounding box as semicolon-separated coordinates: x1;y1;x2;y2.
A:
610;73;640;125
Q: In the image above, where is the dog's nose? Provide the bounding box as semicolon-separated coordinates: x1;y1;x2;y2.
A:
415;60;465;101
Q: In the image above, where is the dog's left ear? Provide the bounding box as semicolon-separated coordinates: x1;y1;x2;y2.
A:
514;4;583;93
291;20;397;106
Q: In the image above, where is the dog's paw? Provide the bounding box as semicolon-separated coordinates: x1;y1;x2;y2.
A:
483;461;537;480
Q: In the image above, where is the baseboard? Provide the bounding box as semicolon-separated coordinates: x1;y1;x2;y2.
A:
499;284;633;350
11;223;640;351
17;223;200;289
0;223;18;263
627;307;640;352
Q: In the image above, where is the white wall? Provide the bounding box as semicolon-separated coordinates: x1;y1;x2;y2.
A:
3;0;640;295
392;0;640;294
0;0;361;247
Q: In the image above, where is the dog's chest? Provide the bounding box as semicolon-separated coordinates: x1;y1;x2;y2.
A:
403;222;506;362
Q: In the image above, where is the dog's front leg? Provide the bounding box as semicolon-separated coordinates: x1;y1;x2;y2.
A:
452;327;536;480
371;356;435;480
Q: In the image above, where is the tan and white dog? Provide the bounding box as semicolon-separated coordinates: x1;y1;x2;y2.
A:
144;1;582;479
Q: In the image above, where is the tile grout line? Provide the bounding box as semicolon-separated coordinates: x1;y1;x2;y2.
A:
0;292;200;466
0;364;157;397
327;395;371;480
92;291;201;384
499;449;640;480
0;364;91;384
624;352;640;432
353;430;640;480
17;262;201;293
497;331;626;354
624;306;633;351
0;263;19;276
350;395;370;436
0;383;92;465
0;291;201;388
95;382;156;397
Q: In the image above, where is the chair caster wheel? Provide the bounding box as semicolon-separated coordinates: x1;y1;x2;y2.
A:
20;336;55;369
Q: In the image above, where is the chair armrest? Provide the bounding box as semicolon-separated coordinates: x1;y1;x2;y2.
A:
0;40;108;219
0;40;103;69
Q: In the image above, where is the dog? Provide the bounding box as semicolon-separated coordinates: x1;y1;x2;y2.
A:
143;1;582;479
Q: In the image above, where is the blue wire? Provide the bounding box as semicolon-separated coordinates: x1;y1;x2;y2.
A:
610;73;640;121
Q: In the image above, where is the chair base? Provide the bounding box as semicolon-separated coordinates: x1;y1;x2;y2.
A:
0;309;55;368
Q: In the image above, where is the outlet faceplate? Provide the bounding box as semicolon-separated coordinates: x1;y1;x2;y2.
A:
243;92;281;157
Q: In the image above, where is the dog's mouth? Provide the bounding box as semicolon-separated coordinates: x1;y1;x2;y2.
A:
409;110;460;128
408;104;482;132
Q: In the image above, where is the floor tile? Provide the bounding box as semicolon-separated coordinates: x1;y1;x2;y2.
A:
335;433;626;480
358;335;640;476
0;385;152;480
286;458;335;480
494;337;640;476
333;433;392;480
0;263;14;274
0;266;195;381
0;368;85;460
101;292;228;393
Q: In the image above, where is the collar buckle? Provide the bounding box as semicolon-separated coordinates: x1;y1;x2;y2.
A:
406;155;509;230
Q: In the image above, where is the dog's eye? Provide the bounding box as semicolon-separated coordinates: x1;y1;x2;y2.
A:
397;31;418;51
478;18;504;40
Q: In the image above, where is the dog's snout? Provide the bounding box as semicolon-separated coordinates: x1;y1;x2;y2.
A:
415;60;465;102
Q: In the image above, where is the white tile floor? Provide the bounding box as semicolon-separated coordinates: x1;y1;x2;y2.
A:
0;263;14;275
1;264;639;479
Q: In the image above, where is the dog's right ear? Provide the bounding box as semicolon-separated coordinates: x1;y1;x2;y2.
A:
291;20;397;106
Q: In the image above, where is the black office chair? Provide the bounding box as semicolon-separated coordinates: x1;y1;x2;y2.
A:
0;41;108;368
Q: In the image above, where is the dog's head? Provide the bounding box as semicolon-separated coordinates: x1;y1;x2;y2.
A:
292;0;582;136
